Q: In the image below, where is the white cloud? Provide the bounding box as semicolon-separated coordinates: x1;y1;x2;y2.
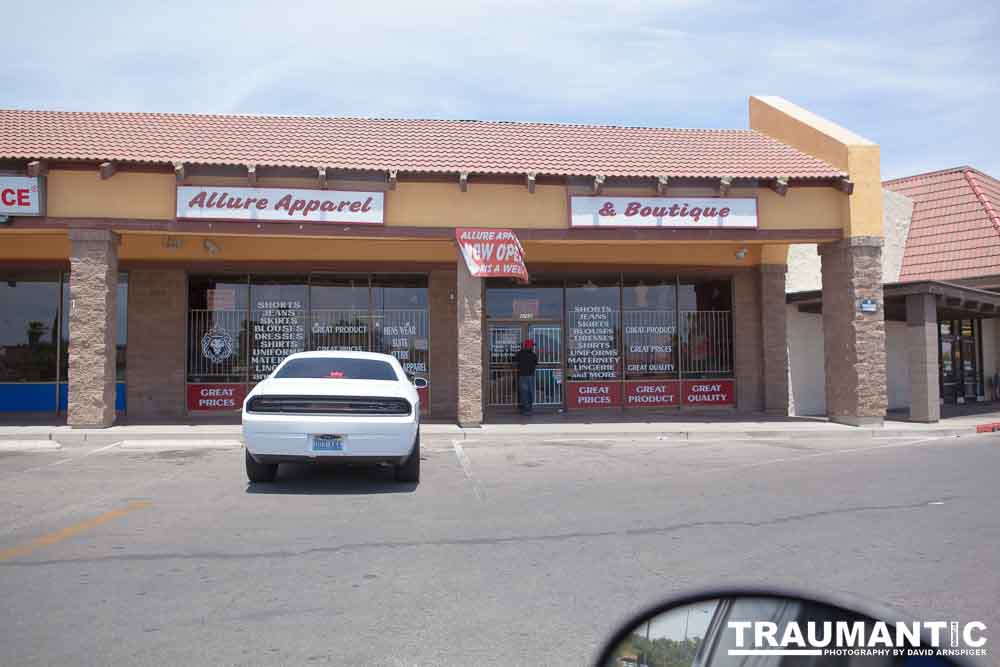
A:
1;0;998;177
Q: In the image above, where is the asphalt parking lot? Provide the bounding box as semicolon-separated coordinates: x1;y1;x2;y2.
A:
1;430;998;666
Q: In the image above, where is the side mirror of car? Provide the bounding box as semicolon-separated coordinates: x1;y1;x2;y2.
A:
412;377;429;389
596;589;984;666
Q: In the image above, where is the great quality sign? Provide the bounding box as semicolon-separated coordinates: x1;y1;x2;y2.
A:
455;228;528;282
570;196;757;228
177;186;384;224
0;176;43;216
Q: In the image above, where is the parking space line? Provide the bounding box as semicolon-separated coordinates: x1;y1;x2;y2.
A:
0;500;151;563
17;440;123;475
452;440;485;502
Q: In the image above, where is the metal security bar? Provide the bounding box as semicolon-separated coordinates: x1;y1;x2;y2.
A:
373;308;430;377
488;368;518;406
534;368;563;405
309;309;370;352
187;309;249;381
528;325;561;365
678;310;732;377
622;309;677;378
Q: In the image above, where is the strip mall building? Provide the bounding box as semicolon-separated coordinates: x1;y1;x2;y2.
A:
0;96;888;427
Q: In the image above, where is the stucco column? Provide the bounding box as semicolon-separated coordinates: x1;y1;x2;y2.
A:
819;236;887;426
429;268;458;420
732;269;763;412
67;229;119;428
456;258;483;426
760;264;789;415
906;293;940;423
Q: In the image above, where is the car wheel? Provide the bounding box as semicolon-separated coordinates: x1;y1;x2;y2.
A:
245;449;278;483
395;431;420;483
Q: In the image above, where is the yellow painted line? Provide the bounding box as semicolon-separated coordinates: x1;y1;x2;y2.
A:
0;500;152;562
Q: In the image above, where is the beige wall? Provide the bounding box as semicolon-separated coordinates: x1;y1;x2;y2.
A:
750;96;882;238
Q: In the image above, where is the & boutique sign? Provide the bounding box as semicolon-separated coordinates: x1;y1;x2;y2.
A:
570;196;757;228
177;186;384;224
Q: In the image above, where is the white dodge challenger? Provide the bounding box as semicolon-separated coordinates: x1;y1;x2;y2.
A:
242;351;422;483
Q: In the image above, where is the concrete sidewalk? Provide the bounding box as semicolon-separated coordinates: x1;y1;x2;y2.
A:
1;410;997;446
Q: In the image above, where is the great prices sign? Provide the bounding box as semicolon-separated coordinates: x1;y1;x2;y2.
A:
455;228;528;282
0;176;43;216
571;196;756;229
187;383;248;411
177;186;384;224
566;381;621;409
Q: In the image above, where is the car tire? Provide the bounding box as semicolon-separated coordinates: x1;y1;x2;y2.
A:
395;431;420;483
245;449;278;483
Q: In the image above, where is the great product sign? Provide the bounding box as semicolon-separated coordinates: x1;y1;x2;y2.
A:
176;186;384;224
570;196;757;228
0;176;43;216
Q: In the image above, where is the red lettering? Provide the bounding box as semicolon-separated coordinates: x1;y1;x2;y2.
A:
719;207;730;218
651;206;668;217
224;196;244;209
598;202;616;216
639;206;652;217
321;201;335;212
668;204;681;217
17;189;29;206
275;194;293;212
703;207;718;218
304;200;321;216
624;202;641;216
361;196;373;212
256;198;268;210
289;199;307;216
689;206;702;222
349;201;362;213
1;189;14;206
187;191;207;208
337;201;350;212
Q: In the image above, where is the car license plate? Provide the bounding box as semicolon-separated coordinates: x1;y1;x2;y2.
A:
312;435;344;452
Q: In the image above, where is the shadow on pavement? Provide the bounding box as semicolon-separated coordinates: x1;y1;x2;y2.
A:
245;461;418;495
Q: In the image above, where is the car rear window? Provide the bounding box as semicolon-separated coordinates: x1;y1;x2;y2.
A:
273;358;399;381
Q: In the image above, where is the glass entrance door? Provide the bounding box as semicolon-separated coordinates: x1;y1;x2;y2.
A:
487;323;563;408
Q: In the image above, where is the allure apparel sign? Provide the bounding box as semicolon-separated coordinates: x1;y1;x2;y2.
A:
570;196;757;228
177;186;384;224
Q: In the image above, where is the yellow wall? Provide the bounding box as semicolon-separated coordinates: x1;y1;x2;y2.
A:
0;231;70;260
749;96;883;238
47;170;175;220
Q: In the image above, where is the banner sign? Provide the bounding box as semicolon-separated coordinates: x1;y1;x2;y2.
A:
177;186;384;224
625;381;680;407
566;381;621;409
570;196;757;229
455;228;528;282
0;176;43;216
187;383;248;411
681;380;735;406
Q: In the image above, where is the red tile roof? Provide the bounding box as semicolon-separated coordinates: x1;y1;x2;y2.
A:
0;109;845;180
885;166;1000;282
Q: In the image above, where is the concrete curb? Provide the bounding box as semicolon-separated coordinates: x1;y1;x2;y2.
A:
118;439;244;451
0;423;979;446
0;440;63;452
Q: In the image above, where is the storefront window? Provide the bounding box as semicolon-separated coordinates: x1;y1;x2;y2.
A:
677;279;732;379
372;275;429;378
623;279;677;379
187;275;250;384
249;277;308;381
309;275;370;352
565;279;621;381
486;281;563;321
186;274;430;408
0;272;60;383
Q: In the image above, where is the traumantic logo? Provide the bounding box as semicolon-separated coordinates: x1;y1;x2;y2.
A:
201;327;235;364
728;620;988;659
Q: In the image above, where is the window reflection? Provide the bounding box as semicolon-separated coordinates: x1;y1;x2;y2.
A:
0;272;60;382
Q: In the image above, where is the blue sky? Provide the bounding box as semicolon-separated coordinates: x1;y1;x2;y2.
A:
2;0;998;179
